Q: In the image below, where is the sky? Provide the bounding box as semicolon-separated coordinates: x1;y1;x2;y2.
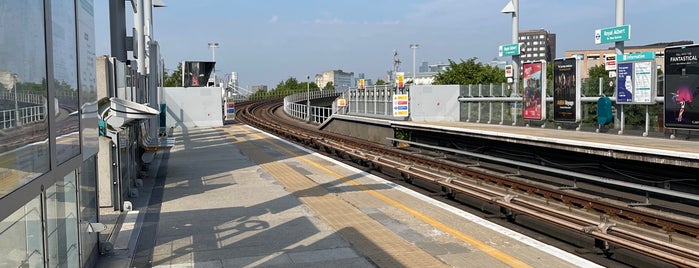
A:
94;0;699;89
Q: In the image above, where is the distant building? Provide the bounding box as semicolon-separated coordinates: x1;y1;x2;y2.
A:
251;85;268;92
519;29;556;63
419;61;429;73
428;63;451;72
488;59;507;69
315;70;355;92
565;40;693;78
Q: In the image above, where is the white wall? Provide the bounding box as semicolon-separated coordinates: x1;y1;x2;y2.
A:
409;85;461;122
163;87;223;128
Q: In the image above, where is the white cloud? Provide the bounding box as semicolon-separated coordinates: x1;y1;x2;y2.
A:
378;20;400;25
313;18;344;25
268;15;278;24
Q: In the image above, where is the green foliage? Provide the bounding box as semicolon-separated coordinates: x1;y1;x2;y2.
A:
322;82;334;91
247;77;322;101
375;79;387;85
164;63;183;87
432;58;506;85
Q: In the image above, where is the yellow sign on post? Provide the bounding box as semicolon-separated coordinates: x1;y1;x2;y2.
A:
337;98;347;107
396;72;405;89
358;79;365;90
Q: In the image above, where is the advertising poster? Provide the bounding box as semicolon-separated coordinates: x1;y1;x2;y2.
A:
616;62;634;103
522;61;547;120
183;61;215;87
553;58;580;122
665;45;699;129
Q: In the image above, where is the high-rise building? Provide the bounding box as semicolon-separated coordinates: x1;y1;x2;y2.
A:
315;70;355;92
419;61;429;73
251;85;268;92
519;29;556;63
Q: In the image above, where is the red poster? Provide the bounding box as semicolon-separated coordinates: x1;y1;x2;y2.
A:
522;61;546;120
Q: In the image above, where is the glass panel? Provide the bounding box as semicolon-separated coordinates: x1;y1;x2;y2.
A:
52;0;80;164
0;196;44;268
46;171;80;268
0;0;51;198
78;0;98;160
79;157;98;267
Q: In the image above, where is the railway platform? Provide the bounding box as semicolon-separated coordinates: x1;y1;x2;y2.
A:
326;114;699;168
96;123;603;268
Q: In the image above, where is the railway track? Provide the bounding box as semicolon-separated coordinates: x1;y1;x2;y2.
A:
236;99;699;267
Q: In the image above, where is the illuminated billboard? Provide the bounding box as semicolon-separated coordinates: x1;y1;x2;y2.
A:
182;61;216;87
664;44;699;129
522;61;547;121
552;57;581;122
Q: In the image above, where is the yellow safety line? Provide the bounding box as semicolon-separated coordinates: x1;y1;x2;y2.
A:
237;126;534;268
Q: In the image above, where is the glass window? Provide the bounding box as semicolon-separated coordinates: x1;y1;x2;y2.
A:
0;196;44;268
52;0;81;164
46;171;80;268
78;0;98;160
0;0;51;198
79;157;99;267
540;34;545;39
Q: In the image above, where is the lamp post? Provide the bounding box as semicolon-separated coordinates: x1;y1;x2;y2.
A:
208;42;219;86
501;0;519;96
306;75;311;122
502;0;519;126
409;44;419;82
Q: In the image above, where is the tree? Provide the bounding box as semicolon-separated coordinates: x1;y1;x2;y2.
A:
322;82;334;91
375;79;387;86
164;62;183;87
432;58;506;85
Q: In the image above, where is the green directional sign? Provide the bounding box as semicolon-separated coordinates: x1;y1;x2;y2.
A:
499;43;520;57
595;25;631;44
618;51;655;62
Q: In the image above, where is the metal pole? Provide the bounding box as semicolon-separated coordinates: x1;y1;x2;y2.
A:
644;105;650;137
512;0;519;97
616;0;625;135
135;0;145;75
410;44;419;81
208;42;219;86
306;75;310;122
13;75;20;126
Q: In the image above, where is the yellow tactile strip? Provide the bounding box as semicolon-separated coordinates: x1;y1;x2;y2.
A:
260;160;448;268
224;125;537;267
222;127;448;267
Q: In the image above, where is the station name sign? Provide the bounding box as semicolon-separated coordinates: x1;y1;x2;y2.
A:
595;25;631;45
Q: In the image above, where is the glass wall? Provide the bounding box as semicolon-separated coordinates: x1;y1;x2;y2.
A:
52;0;81;164
78;0;98;160
0;196;44;268
46;171;80;268
79;157;99;267
0;0;51;198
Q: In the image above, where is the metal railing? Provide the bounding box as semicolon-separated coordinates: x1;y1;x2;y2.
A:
455;81;677;138
283;91;341;124
0;93;47;130
346;85;409;117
